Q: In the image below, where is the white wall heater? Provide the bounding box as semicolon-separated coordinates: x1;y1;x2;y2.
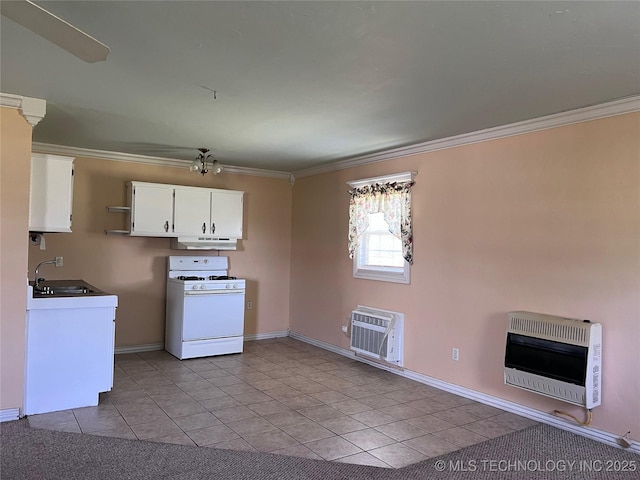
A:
504;311;602;408
350;305;404;366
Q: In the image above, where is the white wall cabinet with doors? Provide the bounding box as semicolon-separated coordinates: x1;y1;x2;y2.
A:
29;154;74;232
174;186;243;238
126;181;174;236
173;186;212;236
210;189;244;238
110;181;243;238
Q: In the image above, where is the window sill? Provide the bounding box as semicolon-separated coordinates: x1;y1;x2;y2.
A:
353;266;410;284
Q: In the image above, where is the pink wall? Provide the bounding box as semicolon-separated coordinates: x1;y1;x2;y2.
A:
28;156;292;347
0;108;33;411
290;113;640;440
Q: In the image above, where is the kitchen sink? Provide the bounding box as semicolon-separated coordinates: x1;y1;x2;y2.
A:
31;280;105;298
36;285;96;296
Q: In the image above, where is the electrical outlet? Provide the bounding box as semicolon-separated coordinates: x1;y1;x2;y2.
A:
55;256;64;267
452;348;459;361
247;301;253;310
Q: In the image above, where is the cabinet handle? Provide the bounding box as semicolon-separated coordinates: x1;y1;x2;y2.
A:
211;222;216;234
164;221;169;232
202;222;206;234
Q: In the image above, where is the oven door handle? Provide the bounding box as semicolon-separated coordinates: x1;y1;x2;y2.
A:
184;290;245;296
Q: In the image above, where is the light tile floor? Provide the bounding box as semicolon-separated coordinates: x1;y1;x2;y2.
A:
28;338;538;468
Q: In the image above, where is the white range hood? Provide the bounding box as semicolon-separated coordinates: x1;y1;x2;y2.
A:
170;236;238;250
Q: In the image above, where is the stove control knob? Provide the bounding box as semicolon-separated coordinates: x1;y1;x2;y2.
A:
226;284;232;289
200;284;207;290
191;285;198;290
233;283;240;289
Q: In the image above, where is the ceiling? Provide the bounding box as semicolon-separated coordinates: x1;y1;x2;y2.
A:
2;1;639;173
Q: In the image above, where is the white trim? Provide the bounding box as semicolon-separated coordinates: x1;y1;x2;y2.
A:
347;171;417;188
113;334;292;354
295;95;640;178
244;330;290;342
114;343;164;355
288;330;640;454
31;142;292;180
0;93;46;127
353;261;411;284
0;408;21;422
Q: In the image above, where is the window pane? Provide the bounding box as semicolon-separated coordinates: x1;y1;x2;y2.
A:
361;213;403;268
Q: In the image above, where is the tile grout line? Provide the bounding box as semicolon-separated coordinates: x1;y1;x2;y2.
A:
32;338;528;468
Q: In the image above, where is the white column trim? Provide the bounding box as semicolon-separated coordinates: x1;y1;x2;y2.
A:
0;93;46;127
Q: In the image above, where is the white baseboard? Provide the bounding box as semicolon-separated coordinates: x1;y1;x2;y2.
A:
288;330;639;454
113;331;291;355
114;343;164;355
0;408;21;423
244;330;290;342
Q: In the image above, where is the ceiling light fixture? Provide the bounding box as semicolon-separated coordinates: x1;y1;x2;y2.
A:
190;148;223;175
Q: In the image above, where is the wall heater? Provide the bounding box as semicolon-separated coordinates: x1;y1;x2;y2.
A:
350;305;404;366
504;311;602;408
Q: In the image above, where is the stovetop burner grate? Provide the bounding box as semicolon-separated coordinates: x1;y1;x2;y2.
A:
209;275;237;280
177;276;205;281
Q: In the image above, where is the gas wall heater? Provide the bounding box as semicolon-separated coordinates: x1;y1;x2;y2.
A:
350;306;404;366
504;311;602;408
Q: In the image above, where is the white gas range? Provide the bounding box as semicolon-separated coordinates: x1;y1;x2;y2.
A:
165;256;246;359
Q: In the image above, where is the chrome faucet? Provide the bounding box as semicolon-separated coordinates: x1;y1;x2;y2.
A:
34;257;63;289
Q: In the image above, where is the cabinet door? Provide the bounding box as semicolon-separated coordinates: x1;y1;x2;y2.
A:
129;183;173;236
29;154;74;232
210;190;243;238
173;187;211;235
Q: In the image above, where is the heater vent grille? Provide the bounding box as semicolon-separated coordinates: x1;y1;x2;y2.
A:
505;311;602;408
509;311;589;346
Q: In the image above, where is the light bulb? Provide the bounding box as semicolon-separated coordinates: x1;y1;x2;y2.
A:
211;160;223;175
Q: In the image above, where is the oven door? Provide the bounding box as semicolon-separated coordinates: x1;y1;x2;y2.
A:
182;290;245;341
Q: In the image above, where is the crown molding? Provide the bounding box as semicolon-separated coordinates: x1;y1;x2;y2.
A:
0;93;46;127
31;142;292;180
294;95;640;178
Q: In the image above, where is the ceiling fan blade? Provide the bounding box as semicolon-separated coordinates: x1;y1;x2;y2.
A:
1;0;110;63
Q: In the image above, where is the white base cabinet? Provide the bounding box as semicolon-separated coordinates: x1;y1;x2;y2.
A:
29;154;74;232
24;288;117;415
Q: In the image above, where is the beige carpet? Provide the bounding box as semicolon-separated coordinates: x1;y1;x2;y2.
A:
2;418;637;479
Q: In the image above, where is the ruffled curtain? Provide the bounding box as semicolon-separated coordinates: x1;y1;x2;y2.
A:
348;181;414;264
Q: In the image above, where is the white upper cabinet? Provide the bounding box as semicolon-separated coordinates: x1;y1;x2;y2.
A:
124;182;244;238
29;154;74;233
210;190;243;238
174;187;244;238
127;182;174;236
173;187;211;235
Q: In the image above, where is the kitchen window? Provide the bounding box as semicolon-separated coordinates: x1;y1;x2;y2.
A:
348;172;415;284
